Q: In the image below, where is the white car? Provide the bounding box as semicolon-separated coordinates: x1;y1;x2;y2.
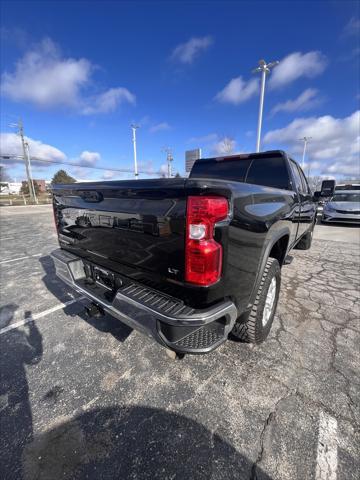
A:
322;190;360;224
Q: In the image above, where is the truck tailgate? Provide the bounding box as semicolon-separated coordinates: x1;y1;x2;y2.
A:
52;179;187;285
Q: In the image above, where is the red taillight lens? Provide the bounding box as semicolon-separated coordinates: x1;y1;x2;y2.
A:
185;196;228;286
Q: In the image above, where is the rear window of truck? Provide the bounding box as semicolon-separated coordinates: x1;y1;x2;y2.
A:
190;156;290;190
190;157;251;182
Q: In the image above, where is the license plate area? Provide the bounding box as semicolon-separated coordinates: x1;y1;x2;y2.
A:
92;265;116;291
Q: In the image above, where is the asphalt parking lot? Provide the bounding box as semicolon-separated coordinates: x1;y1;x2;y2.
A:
0;205;359;480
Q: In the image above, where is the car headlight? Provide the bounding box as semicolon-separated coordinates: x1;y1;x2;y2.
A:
325;204;335;212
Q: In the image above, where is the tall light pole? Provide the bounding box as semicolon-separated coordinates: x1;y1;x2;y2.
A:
300;136;312;171
130;124;139;180
252;59;279;153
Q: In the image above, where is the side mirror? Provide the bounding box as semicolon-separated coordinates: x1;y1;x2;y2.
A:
313;191;321;202
320;180;335;197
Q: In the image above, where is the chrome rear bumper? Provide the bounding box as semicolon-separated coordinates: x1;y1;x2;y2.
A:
51;248;238;353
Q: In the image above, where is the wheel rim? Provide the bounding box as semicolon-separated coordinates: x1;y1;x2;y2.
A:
262;277;277;326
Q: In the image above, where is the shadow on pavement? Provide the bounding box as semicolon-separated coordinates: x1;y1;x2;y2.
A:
0;305;43;480
21;405;271;480
39;255;133;343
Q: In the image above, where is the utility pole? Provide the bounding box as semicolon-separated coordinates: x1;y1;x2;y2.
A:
24;142;38;203
130;124;139;180
17;119;37;203
300;136;312;171
166;148;173;178
162;147;173;178
252;59;279;152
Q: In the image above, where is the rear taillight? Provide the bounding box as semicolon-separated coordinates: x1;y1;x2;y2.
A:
185;196;228;286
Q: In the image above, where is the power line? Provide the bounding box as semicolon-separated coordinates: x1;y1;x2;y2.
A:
0;153;162;175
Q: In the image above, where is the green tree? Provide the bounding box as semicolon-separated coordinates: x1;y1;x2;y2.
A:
21;181;41;195
51;169;76;184
174;172;181;178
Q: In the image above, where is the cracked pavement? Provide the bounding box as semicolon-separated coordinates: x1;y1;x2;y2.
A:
0;206;359;479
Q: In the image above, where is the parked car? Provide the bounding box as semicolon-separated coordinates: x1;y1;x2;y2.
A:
51;150;328;356
322;190;360;224
335;183;360;191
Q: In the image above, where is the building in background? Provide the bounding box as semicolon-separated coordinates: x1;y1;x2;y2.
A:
185;148;202;173
0;182;22;195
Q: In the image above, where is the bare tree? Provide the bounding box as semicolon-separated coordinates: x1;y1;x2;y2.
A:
212;136;236;156
307;176;322;192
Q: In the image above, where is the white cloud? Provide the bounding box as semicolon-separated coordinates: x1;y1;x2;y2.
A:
269;51;327;89
101;170;118;180
343;17;360;37
1;39;91;108
78;151;101;166
323;161;359;177
1;38;135;114
149;122;171;133
264;111;360;176
171;36;213;64
0;133;105;175
160;164;168;176
215;76;259;105
0;132;66;166
82;88;135;115
212;136;237;155
271;88;320;115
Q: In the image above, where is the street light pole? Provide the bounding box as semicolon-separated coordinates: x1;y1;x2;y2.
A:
131;124;139;180
252;59;279;153
300;136;312;170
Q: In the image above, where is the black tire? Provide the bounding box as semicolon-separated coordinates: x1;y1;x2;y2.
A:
294;225;314;250
231;258;281;343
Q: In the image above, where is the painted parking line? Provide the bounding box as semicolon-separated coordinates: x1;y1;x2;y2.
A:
0;297;85;335
0;253;42;264
315;411;338;480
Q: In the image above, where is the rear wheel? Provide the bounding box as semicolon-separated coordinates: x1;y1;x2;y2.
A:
231;258;281;343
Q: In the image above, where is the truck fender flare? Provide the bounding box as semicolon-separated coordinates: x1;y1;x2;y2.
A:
246;228;290;310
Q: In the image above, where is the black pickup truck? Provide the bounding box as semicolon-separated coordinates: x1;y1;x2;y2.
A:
51;150;330;355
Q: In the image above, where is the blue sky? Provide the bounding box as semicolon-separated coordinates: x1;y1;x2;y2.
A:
1;0;359;181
